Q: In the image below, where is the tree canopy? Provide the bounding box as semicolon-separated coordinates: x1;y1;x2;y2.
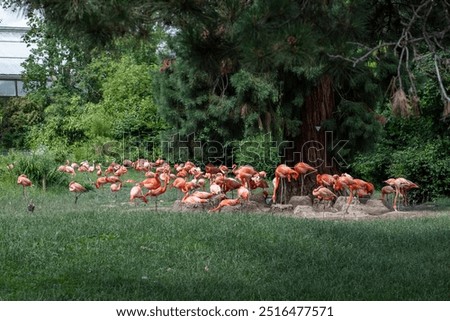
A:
1;0;449;199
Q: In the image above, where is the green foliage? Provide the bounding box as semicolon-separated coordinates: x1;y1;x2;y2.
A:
353;139;450;202
21;45;167;162
324;100;382;162
25;94;87;153
352;144;390;187
352;72;450;201
0;97;43;149
3;0;449;192
388;140;450;202
232;133;280;177
0;150;69;190
81;56;167;159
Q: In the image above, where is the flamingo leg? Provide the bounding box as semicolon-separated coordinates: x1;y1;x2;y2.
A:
393;187;400;211
402;188;408;207
272;176;279;203
301;175;304;196
23;186;29;200
322;200;326;219
344;189;353;213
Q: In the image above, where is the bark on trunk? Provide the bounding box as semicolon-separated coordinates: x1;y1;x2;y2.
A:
277;75;337;203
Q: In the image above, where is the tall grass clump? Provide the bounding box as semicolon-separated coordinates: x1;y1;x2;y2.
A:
1;150;68;191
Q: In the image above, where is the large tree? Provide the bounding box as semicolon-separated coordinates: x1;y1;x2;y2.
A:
3;1;449;183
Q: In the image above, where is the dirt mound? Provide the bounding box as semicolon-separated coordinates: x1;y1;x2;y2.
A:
168;194;443;220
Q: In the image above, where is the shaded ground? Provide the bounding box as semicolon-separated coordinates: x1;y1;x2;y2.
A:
120;195;449;221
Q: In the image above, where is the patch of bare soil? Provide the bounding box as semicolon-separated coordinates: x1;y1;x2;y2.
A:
161;195;448;221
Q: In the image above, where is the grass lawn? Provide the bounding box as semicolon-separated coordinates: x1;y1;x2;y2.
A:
0;179;449;300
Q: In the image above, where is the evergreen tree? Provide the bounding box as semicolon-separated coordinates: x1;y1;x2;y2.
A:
3;0;449;181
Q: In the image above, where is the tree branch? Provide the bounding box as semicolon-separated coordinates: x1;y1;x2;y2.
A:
434;54;450;103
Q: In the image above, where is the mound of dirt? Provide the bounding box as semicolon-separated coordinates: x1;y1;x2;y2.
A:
289;196;313;207
220;201;263;213
168;194;444;220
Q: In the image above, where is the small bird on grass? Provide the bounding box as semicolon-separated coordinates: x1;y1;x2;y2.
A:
27;199;35;213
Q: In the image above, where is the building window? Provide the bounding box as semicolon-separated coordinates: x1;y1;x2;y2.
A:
17;80;27;96
0;80;17;96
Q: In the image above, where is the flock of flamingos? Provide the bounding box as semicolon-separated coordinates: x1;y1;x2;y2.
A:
15;158;419;213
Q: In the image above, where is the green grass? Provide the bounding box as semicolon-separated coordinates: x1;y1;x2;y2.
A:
0;178;449;301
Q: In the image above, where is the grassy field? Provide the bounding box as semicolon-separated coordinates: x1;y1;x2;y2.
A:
0;179;449;301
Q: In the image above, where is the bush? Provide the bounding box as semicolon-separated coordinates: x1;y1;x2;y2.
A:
231;133;280;177
353;139;450;202
387;140;450;202
1;151;69;191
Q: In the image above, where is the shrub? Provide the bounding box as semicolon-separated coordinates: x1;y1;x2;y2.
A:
353;139;450;202
3;151;69;191
231;133;280;177
387;140;450;202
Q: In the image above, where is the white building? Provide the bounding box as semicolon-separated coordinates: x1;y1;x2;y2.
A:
0;8;30;97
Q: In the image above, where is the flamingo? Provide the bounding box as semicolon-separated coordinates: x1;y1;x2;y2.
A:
215;174;242;195
96;164;102;176
181;180;200;200
381;185;395;206
106;176;121;184
209;197;241;212
182;195;210;207
205;163;223;176
312;186;337;218
232;164;258;188
209;182;222;195
171;177;187;199
196;177;206;190
110;182;122;201
104;163;117;174
95;176;109;189
183;161;196;172
141;172;161;191
129;183;148;205
316;173;336;189
145;175;170;211
249;176;269;196
219;165;229;175
293;162;316;196
237;186;250;203
114;165;128;177
384;178;419;211
78;165;89;173
333;174;360;213
272;164;299;204
58;165;75;176
69;181;87;204
353;178;374;200
192;191;214;199
17;174;32;198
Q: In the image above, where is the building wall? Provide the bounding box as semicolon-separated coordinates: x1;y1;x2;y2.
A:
0;26;31;97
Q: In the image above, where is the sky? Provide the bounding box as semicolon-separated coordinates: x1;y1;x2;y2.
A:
0;6;28;27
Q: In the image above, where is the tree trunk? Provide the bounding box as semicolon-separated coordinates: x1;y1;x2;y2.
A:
278;75;336;203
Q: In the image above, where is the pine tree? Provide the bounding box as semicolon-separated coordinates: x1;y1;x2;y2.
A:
5;0;449;178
